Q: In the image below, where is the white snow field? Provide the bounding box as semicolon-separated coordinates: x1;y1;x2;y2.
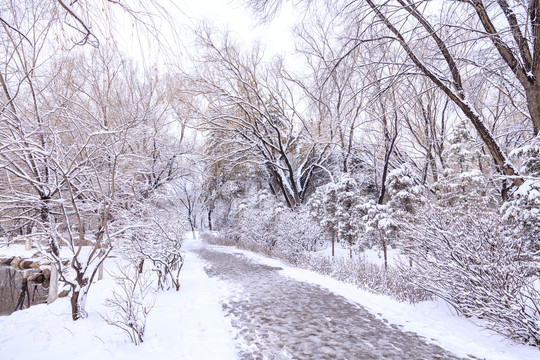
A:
0;233;538;359
0;234;238;360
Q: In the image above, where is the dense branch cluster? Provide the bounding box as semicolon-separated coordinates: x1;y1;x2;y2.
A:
2;0;540;350
190;0;540;348
0;1;188;323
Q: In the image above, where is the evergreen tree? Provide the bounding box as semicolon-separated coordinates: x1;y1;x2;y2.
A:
308;174;360;256
433;120;497;214
502;135;540;252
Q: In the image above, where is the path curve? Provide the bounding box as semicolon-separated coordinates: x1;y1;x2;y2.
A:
197;247;465;360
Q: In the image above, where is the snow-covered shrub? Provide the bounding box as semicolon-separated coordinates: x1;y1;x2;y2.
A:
404;208;540;346
272;208;327;263
219;190;326;262
120;191;186;291
103;265;155;345
129;221;184;291
295;253;430;303
502;180;540;255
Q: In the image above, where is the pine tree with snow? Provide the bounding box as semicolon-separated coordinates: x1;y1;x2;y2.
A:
308;174;361;256
502;135;540;253
361;163;425;269
433;120;497;214
386;163;425;216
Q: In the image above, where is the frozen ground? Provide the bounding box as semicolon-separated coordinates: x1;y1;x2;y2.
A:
0;237;238;360
0;235;539;359
209;243;539;360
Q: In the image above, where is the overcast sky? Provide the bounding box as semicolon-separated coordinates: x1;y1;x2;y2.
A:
113;0;300;68
179;0;298;56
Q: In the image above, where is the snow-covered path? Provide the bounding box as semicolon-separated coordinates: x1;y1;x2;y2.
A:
1;236;537;359
196;247;463;360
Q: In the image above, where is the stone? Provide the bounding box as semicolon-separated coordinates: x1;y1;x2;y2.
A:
58;290;69;298
28;273;45;283
10;256;22;268
0;257;14;265
19;260;34;269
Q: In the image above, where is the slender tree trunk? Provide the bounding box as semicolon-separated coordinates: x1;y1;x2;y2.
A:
47;265;58;305
71;290;81;320
526;85;540;135
15;278;29;311
331;232;335;257
366;0;524;187
97;263;104;281
382;236;388;271
70;287;89;321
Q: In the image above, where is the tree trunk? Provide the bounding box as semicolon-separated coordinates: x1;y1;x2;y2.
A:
15;278;29;311
97;262;104;281
70;288;88;321
526;85;540;135
188;215;196;239
382;237;388;271
138;259;145;274
71;290;81;320
47;265;58;305
366;0;524;187
208;209;213;231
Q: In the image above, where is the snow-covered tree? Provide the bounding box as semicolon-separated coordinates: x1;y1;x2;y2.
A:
502;135;540;253
308;175;361;256
433;120;498;214
186;30;332;208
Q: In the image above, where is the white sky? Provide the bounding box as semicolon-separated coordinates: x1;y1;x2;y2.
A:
179;0;298;56
114;0;300;68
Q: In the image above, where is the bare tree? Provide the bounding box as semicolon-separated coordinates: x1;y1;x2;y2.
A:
185;30;332;207
249;0;540;187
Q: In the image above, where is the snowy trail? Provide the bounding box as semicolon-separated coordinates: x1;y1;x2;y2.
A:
0;239;240;360
196;247;464;360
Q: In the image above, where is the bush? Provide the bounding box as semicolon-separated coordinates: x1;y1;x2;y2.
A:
295;253;431;303
404;209;540;347
103;265;155;345
220;190;326;262
206;231;429;304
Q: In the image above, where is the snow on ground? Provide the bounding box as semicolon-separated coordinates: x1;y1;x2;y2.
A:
0;234;238;360
314;242;403;267
212;244;540;360
2;235;539;360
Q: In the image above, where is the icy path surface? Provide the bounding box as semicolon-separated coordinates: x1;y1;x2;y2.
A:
196;247;464;360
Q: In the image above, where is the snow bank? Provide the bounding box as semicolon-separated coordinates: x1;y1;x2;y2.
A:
0;236;238;360
314;242;403;267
